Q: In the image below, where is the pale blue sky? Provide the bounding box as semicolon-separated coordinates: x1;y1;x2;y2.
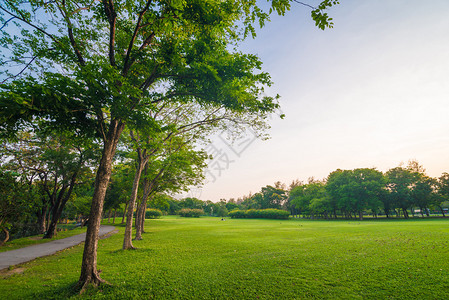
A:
187;0;449;201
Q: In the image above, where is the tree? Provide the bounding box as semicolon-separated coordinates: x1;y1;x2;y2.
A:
0;0;338;290
257;185;287;209
436;173;449;217
217;203;228;218
134;142;207;241
349;168;385;220
0;170;31;245
1;130;97;238
411;175;436;217
386;167;418;219
326;169;353;219
104;163;134;224
326;168;385;220
290;181;328;219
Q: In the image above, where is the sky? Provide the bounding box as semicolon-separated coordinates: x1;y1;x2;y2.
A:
184;0;449;202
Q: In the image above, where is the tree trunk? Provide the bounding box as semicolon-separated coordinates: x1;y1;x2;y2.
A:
358;210;363;221
113;209;116;223
135;178;154;240
402;208;409;219
438;206;446;217
121;205;127;224
123;154;145;250
107;209;112;223
37;210;47;234
77;119;124;292
0;228;9;246
135;199;145;240
44;173;78;239
135;204;141;240
136;192;153;239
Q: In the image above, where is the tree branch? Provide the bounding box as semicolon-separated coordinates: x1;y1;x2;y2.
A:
0;3;62;47
0;16;14;30
1;55;37;84
102;0;117;66
57;0;86;66
292;0;316;10
123;0;153;76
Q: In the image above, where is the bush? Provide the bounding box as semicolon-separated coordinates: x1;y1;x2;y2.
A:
229;209;289;220
145;209;163;219
179;208;204;218
228;209;246;218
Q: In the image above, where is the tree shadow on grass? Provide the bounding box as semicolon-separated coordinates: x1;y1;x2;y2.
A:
28;281;81;300
108;247;156;255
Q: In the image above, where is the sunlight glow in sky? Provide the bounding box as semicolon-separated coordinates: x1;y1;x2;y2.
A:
187;0;449;201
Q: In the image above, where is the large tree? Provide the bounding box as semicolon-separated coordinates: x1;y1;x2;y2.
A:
0;0;338;291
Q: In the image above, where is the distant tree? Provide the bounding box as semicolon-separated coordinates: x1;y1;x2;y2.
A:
203;200;219;216
225;202;239;212
386;167;419;219
217;205;228;218
435;173;449;217
289;185;310;217
148;194;171;213
326;168;385;220
326;169;353;219
104;163;134;224
257;185;287;209
290;181;328;218
411;175;437;217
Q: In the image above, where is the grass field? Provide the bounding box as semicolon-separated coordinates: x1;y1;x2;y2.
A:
1;217;449;299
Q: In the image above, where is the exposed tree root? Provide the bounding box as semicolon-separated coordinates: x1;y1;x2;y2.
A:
76;270;111;294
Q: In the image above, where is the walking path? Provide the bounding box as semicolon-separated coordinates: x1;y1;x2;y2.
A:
0;225;116;270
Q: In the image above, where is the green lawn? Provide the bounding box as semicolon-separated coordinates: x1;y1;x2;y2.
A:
2;217;449;299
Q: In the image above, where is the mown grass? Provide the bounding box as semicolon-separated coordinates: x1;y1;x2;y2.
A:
0;225;87;253
1;217;449;299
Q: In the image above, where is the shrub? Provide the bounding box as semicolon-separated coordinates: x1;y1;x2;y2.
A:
179;208;204;218
229;209;289;220
145;209;163;219
228;209;246;218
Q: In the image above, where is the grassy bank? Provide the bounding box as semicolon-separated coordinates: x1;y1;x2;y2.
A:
1;217;449;299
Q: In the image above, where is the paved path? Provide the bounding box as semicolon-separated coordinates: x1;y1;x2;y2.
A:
0;225;116;270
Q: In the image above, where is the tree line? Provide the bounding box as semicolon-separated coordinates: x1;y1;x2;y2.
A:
219;160;449;220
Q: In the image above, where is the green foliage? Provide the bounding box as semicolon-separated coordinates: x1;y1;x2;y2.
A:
229;208;289;219
0;170;33;234
145;209;163;219
178;208;204;218
290;181;329;217
64;196;91;220
326;168;385;219
311;0;340;30
216;205;228;218
248;184;287;210
148;194;171;213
